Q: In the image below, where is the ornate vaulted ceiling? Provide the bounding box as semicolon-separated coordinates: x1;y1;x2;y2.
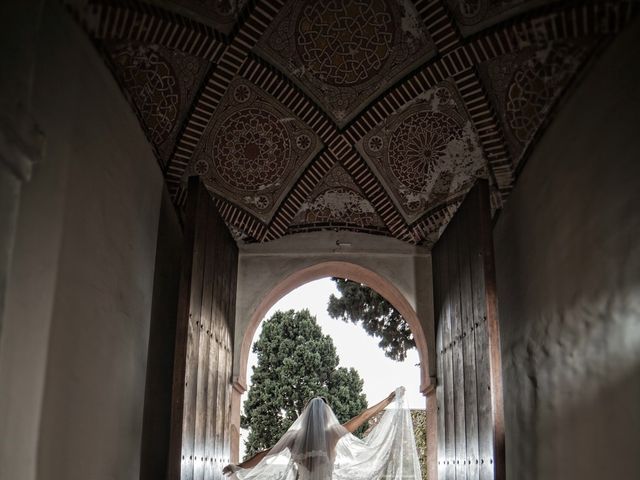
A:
69;0;637;246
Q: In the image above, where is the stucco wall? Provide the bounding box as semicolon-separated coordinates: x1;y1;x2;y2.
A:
0;2;167;479
234;230;435;385
231;231;436;466
493;19;640;480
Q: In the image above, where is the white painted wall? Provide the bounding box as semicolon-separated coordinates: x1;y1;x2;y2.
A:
0;2;165;479
234;230;435;383
493;19;640;480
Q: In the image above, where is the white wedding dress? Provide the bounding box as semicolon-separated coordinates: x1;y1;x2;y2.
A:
233;388;421;480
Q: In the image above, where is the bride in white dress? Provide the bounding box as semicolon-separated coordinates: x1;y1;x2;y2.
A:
223;387;421;480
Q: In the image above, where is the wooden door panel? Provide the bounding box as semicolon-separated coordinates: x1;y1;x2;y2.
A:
433;180;505;480
458;204;479;480
168;177;238;480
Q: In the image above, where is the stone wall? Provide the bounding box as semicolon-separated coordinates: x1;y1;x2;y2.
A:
493;18;640;480
0;1;170;479
235;231;435;385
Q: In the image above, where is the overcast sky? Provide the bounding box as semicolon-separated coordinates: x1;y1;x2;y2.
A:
239;277;425;454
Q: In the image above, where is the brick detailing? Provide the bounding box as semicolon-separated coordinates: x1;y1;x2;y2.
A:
82;0;225;61
67;0;638;244
164;1;285;197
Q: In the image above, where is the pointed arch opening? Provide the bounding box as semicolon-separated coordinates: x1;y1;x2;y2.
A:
230;261;433;464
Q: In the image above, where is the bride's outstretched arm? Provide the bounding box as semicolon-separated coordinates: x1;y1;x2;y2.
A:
222;448;271;475
342;387;405;433
222;431;296;475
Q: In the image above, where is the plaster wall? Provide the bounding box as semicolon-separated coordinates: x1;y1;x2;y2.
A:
0;0;45;336
493;19;640;480
0;172;22;331
0;2;166;479
234;230;435;385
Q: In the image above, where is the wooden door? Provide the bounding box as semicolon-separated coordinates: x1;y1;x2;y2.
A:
432;180;505;480
168;177;238;480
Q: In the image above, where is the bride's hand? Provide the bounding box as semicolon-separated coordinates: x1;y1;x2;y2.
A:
388;386;405;401
222;464;238;476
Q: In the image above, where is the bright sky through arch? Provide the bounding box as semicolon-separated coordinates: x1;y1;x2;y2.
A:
243;277;424;409
240;277;424;457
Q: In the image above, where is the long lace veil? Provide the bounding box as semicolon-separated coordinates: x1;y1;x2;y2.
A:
233;388;422;480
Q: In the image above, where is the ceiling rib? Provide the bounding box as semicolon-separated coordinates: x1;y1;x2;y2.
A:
68;0;638;246
218;56;414;242
79;1;225;61
264;151;337;241
164;1;286;198
414;0;463;53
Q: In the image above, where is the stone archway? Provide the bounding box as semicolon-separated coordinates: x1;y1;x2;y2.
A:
230;260;435;474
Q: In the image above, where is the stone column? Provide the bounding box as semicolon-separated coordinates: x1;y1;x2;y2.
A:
230;378;247;463
425;381;438;480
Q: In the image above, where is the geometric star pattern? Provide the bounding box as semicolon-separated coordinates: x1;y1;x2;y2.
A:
256;0;437;127
187;78;322;224
69;0;638;246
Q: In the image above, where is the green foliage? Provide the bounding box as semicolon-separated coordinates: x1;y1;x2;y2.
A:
327;278;415;361
241;309;368;458
411;410;428;480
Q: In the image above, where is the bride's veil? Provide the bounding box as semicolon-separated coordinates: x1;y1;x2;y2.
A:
233;388;422;480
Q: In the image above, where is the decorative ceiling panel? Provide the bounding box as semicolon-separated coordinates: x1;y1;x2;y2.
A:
255;0;436;127
445;0;550;36
290;164;388;234
104;41;211;166
147;0;249;35
68;0;638;245
186;78;323;224
356;80;488;225
479;37;601;170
